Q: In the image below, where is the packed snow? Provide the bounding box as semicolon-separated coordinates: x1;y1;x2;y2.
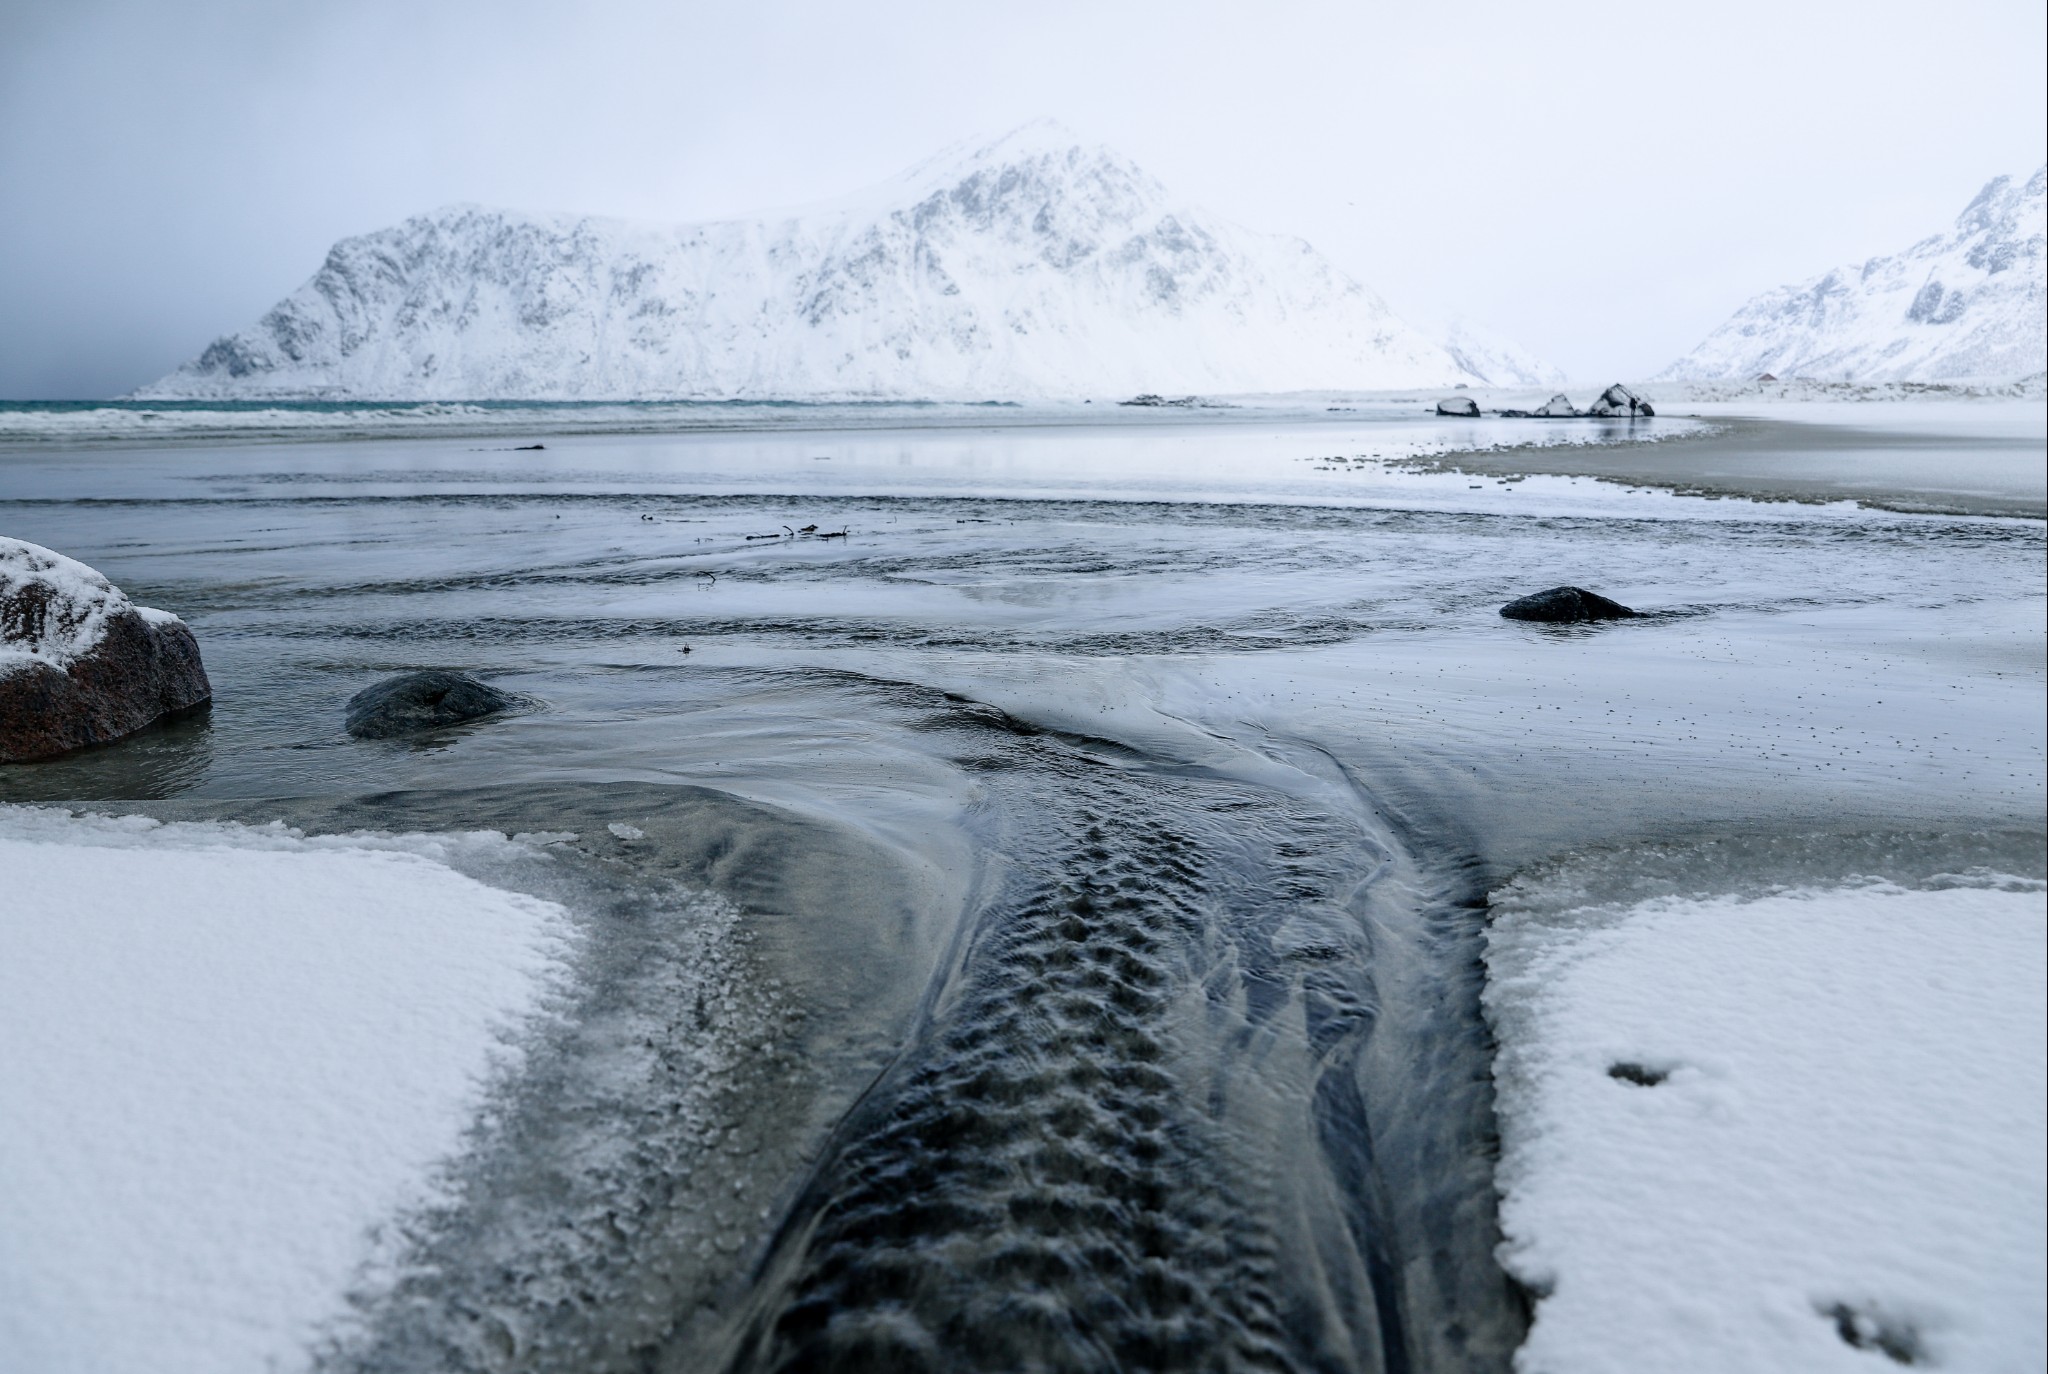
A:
1485;875;2047;1374
135;122;1553;402
0;537;174;671
0;807;574;1374
1662;167;2047;383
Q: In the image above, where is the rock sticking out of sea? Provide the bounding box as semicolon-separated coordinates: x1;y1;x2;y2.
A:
1500;586;1640;623
1435;396;1481;417
345;669;522;739
1;537;212;762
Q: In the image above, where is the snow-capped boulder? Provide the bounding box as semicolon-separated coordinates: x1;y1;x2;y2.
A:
1660;166;2046;382
139;122;1496;402
1;539;211;762
1532;394;1581;417
1500;586;1639;623
345;670;522;739
1588;383;1653;417
1435;396;1481;417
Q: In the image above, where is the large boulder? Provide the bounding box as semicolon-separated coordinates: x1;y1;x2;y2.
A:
1500;585;1640;623
1532;393;1581;417
1;539;211;762
1435;396;1481;417
1588;383;1654;417
345;670;522;739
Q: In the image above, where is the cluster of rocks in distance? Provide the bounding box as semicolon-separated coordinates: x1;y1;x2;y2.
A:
1119;394;1235;409
1;538;211;762
1437;383;1654;419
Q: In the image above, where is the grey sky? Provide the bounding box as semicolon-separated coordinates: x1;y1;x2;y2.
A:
2;0;2042;397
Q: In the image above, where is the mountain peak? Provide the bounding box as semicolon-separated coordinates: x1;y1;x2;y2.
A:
1953;164;2046;238
879;120;1150;204
1661;167;2046;383
136;128;1558;401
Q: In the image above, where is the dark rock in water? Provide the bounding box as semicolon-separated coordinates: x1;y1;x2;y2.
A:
1500;586;1639;622
1532;393;1580;417
1435;396;1481;417
346;670;520;739
2;538;212;762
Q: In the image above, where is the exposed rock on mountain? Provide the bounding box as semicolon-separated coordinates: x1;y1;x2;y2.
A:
140;123;1539;401
1;538;211;762
1661;168;2046;382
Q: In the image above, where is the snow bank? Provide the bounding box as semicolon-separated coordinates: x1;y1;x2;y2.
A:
0;807;574;1374
1485;875;2047;1373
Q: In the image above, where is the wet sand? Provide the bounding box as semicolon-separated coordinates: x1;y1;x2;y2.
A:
1398;407;2046;518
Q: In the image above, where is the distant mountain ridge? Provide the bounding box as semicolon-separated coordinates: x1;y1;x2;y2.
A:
1660;168;2046;383
140;123;1556;400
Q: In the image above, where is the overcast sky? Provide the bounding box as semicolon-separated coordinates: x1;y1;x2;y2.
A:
2;0;2042;397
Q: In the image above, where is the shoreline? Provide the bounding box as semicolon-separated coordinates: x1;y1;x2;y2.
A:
1389;411;2047;519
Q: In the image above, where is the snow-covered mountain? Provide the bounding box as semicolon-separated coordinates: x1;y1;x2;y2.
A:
142;123;1525;401
1660;168;2045;383
1439;317;1568;388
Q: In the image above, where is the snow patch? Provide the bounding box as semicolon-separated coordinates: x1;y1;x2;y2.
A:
0;806;574;1374
1485;873;2047;1373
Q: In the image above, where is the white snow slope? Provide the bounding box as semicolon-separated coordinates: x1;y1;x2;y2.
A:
1661;167;2047;383
1440;316;1568;388
138;123;1524;401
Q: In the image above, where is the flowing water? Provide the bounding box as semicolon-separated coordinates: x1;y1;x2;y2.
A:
3;407;2041;1373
